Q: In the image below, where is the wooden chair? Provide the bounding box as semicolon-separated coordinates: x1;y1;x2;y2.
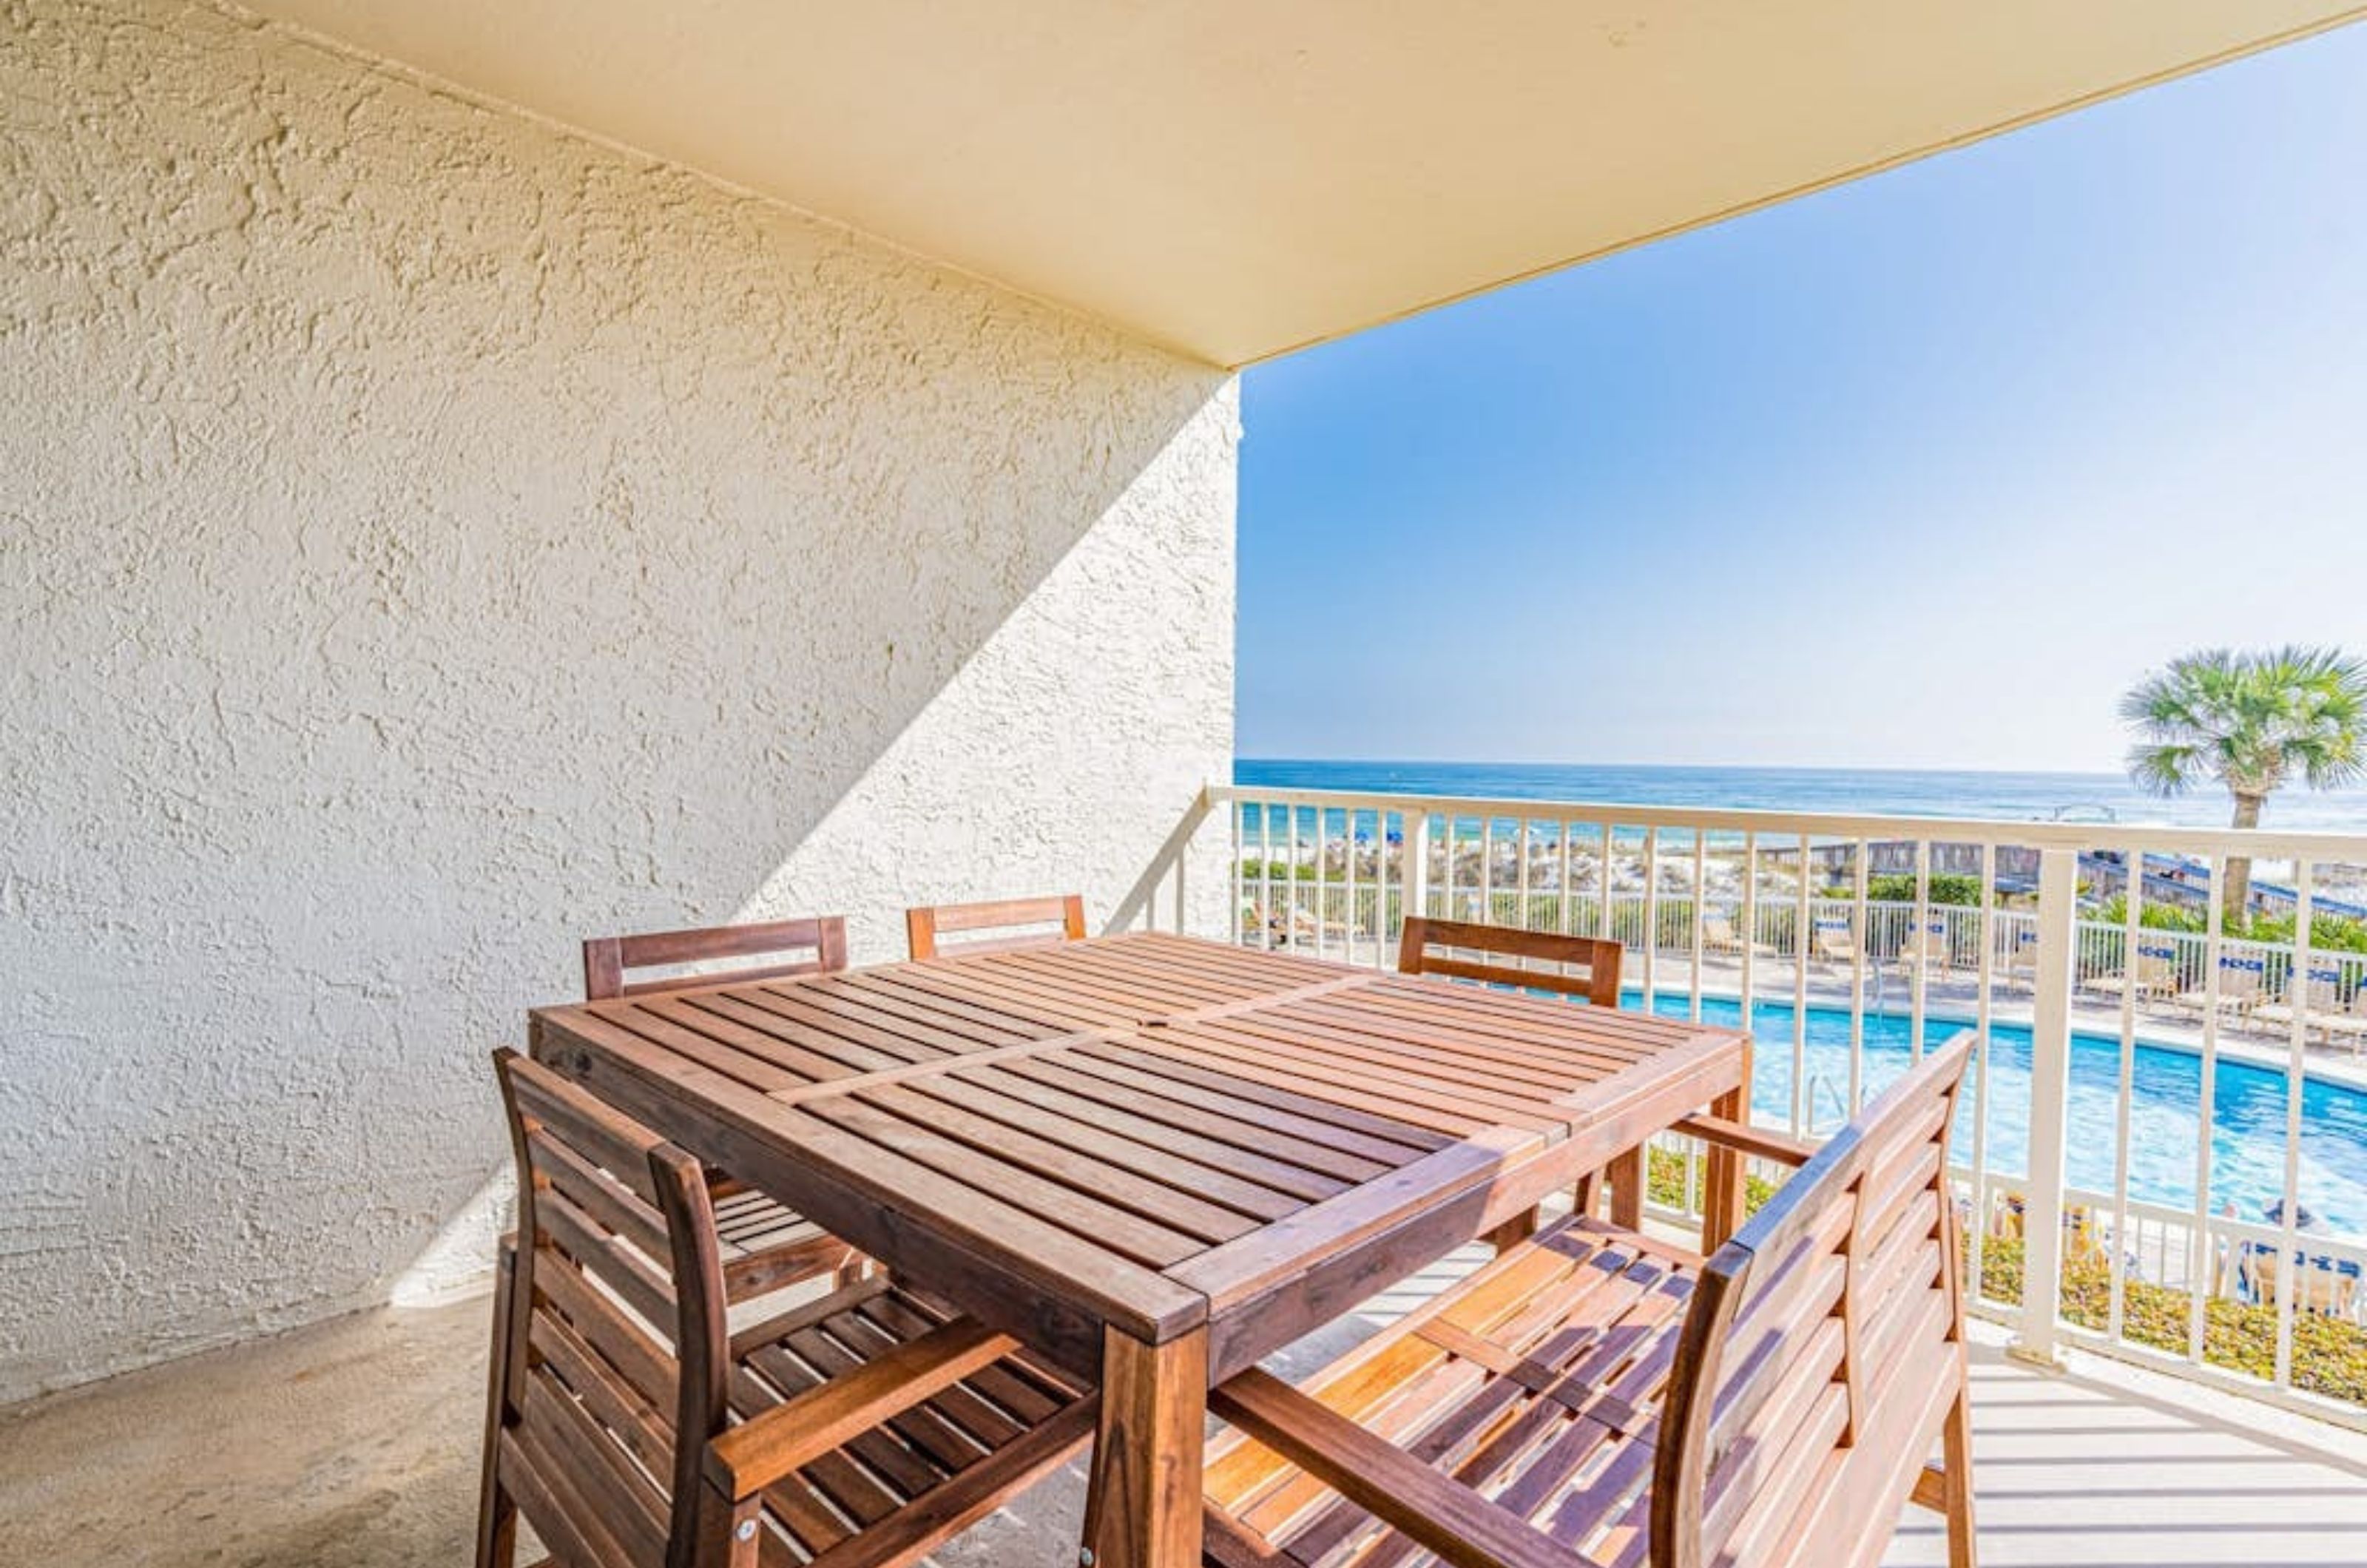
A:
584;918;861;1302
479;1050;1098;1568
905;893;1087;960
583;916;849;1000
1399;918;1627;1229
1396;916;1621;1009
1203;1033;1979;1568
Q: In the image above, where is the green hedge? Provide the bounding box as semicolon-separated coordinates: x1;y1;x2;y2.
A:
1645;1145;1778;1216
2092;896;2367;956
1864;873;1985;907
1973;1235;2367;1406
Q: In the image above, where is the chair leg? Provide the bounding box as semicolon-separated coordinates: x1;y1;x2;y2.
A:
1483;1209;1539;1251
476;1242;522;1568
1939;1383;1977;1568
1572;1171;1598;1221
1604;1146;1645;1229
697;1481;764;1568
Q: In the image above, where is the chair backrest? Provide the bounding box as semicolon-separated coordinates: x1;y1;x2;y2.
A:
582;916;848;1000
2218;953;2266;997
2290;966;2343;1011
1652;1033;1975;1568
1396;916;1621;1008
493;1049;726;1564
905;893;1087;960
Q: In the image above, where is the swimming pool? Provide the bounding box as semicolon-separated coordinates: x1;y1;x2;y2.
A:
1630;993;2367;1240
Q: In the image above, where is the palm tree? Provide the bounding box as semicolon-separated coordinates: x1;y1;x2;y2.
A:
2121;646;2367;924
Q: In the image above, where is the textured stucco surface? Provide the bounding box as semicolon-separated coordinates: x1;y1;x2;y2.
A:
0;0;1236;1402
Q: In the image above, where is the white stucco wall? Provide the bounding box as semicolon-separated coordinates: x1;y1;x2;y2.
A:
0;0;1236;1402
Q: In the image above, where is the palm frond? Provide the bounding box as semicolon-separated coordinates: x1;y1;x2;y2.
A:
2120;646;2367;805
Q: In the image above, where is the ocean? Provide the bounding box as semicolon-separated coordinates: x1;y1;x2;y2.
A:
1232;759;2367;834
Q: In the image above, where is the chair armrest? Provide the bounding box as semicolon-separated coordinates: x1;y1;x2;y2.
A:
704;1318;1013;1497
1210;1368;1568;1568
1671;1112;1817;1166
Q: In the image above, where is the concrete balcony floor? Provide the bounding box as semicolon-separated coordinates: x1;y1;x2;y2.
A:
5;1254;2365;1567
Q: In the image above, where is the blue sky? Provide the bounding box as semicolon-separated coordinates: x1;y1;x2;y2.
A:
1237;24;2367;774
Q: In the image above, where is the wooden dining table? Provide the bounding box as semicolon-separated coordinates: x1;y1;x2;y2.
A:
527;930;1752;1568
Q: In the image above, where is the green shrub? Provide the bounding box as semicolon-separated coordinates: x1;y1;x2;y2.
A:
2088;899;2367;956
1971;1235;2367;1406
1236;859;1326;882
2093;895;2207;933
1645;1145;1778;1216
1865;873;1985;908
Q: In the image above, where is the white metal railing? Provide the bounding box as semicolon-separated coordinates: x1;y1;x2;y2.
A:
1211;783;2367;1429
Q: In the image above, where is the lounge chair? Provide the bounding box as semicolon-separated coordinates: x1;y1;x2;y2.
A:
2239;1240;2362;1319
2254;965;2346;1041
2173;952;2266;1026
1894;918;1954;980
1699;904;1777;958
1990;1190;2111;1271
2085;942;2179;1007
1285;902;1354;948
2320;987;2367;1056
1996;927;2039;992
1811;913;1862;967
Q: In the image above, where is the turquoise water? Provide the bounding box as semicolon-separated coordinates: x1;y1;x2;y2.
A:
1644;993;2367;1240
1236;758;2367;833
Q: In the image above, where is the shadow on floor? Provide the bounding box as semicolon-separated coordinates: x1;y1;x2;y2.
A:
6;1257;2364;1568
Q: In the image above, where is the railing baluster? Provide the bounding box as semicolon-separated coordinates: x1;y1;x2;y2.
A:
1354;805;1373;966
1259;795;1275;951
1848;839;1868;1115
1404;808;1430;951
1793;831;1811;1139
1596;822;1614;947
1967;839;1997;1308
1643;825;1661;1008
1240;800;1259;947
1689;831;1706;1022
1558;817;1573;938
2275;859;2314;1390
2189;853;2225;1367
1910;836;1931;1061
2108;838;2141;1348
2011;843;2079;1371
1740;832;1759;1084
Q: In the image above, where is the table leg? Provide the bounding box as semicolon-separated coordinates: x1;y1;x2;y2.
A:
1083;1324;1207;1568
1702;1081;1749;1254
1605;1145;1645;1230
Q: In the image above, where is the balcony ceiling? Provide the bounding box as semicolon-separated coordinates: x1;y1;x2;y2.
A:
244;1;2363;367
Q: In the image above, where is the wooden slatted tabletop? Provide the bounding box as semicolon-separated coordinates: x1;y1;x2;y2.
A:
527;930;1750;1568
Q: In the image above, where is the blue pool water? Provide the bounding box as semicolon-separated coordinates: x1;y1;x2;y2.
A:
1634;993;2367;1240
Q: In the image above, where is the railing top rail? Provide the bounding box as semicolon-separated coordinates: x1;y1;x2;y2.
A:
1206;783;2367;860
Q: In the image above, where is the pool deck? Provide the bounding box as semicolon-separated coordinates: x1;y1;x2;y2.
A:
7;1258;2366;1567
